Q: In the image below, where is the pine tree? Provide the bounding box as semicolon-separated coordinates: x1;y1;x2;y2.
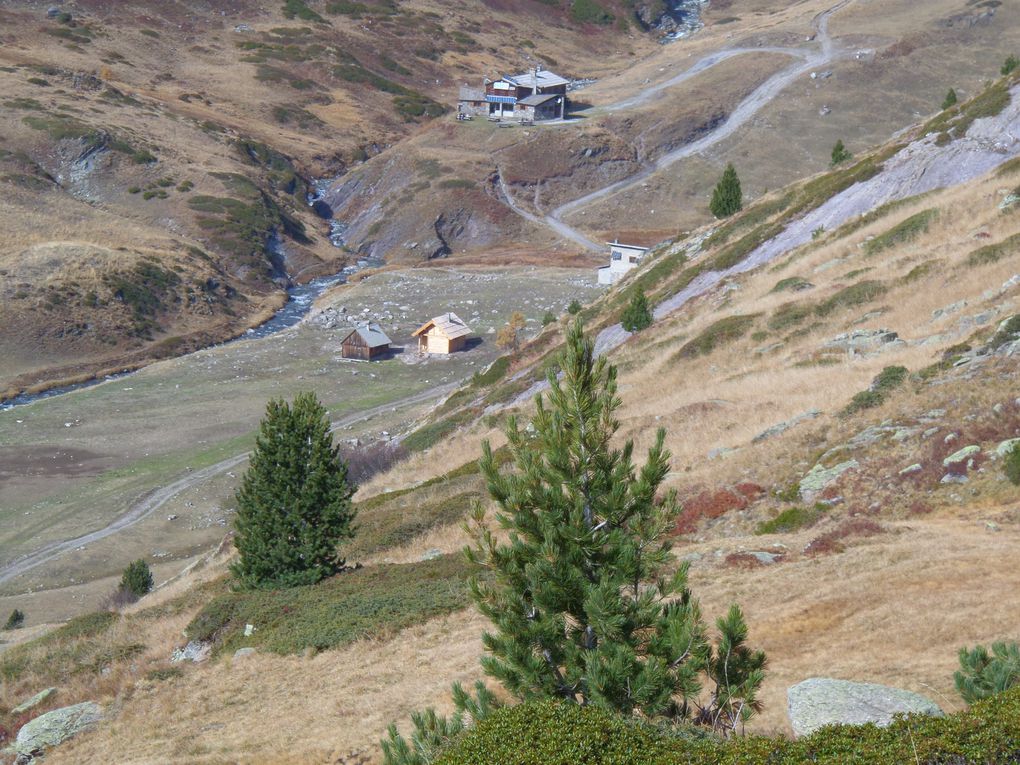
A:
955;642;1020;703
942;88;958;110
830;139;852;166
120;559;154;597
465;320;765;731
231;392;356;589
3;609;24;631
620;288;652;332
709;164;742;218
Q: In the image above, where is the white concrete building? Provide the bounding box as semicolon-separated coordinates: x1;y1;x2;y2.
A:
597;241;649;285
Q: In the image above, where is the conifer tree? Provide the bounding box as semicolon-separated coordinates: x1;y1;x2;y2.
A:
942;88;958;110
709;163;742;218
120;559;154;597
465;321;765;731
620;288;652;332
830;139;852;166
232;392;356;589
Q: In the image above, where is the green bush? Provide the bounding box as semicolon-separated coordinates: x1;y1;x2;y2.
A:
871;365;908;393
3;609;25;630
989;315;1020;350
755;504;826;535
676;315;758;359
956;642;1020;703
120;559;154;598
814;280;887;317
1003;55;1019;76
542;311;556;326
567;299;582;315
435;689;1020;765
570;0;614;24
620;288;652;332
1005;443;1020;486
830;139;852;166
862;208;938;256
942;88;958;110
185;556;472;656
842;390;885;416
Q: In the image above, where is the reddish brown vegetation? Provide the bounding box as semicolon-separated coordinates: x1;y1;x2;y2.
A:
674;487;750;535
805;518;884;557
725;552;766;569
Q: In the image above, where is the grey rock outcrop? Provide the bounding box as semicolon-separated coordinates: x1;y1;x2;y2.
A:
787;678;942;737
799;460;859;500
14;701;102;761
11;688;57;716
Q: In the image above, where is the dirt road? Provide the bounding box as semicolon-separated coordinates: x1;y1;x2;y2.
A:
544;0;854;248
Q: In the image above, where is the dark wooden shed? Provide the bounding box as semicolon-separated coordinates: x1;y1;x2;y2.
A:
340;322;391;361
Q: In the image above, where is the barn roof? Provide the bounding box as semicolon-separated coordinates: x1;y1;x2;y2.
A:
341;322;391;348
505;69;569;89
412;312;472;339
459;85;485;102
518;92;560;106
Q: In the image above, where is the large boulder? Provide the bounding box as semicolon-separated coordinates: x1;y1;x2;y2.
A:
14;701;102;761
787;678;942;737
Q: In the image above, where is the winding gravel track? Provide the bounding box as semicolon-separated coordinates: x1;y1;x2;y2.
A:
0;384;458;586
543;0;853;248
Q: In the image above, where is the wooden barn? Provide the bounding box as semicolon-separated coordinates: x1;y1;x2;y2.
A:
339;322;391;361
412;313;472;354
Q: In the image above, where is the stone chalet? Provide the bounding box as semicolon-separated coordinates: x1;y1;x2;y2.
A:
458;67;568;122
597;240;649;285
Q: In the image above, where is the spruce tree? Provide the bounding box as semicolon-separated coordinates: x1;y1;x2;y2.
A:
942;88;958;110
465;321;765;731
120;559;154;597
232;392;356;589
709;163;742;218
830;139;852;166
620;288;652;332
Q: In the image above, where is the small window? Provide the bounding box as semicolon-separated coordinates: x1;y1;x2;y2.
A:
611;251;622;261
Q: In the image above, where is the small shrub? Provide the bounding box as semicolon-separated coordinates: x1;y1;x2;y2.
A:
620;288;652;332
1004;443;1020;486
989;315;1020;351
3;609;25;631
567;299;582;315
541;311;556;326
146;666;184;682
755;504;826;535
120;559;154;598
863;208;939;256
815;280;887;317
830;139;852;166
942;88;958;110
956;642;1020;703
871;365;908;393
842;389;884;416
725;552;767;569
771;276;811;293
1003;55;1019;76
676;315;758;358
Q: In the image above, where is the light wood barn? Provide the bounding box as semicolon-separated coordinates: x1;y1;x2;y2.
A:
412;313;472;354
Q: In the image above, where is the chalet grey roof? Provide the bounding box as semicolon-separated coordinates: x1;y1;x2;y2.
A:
518;92;560;106
342;322;391;348
412;312;472;340
459;85;485;102
607;241;650;253
505;69;569;89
